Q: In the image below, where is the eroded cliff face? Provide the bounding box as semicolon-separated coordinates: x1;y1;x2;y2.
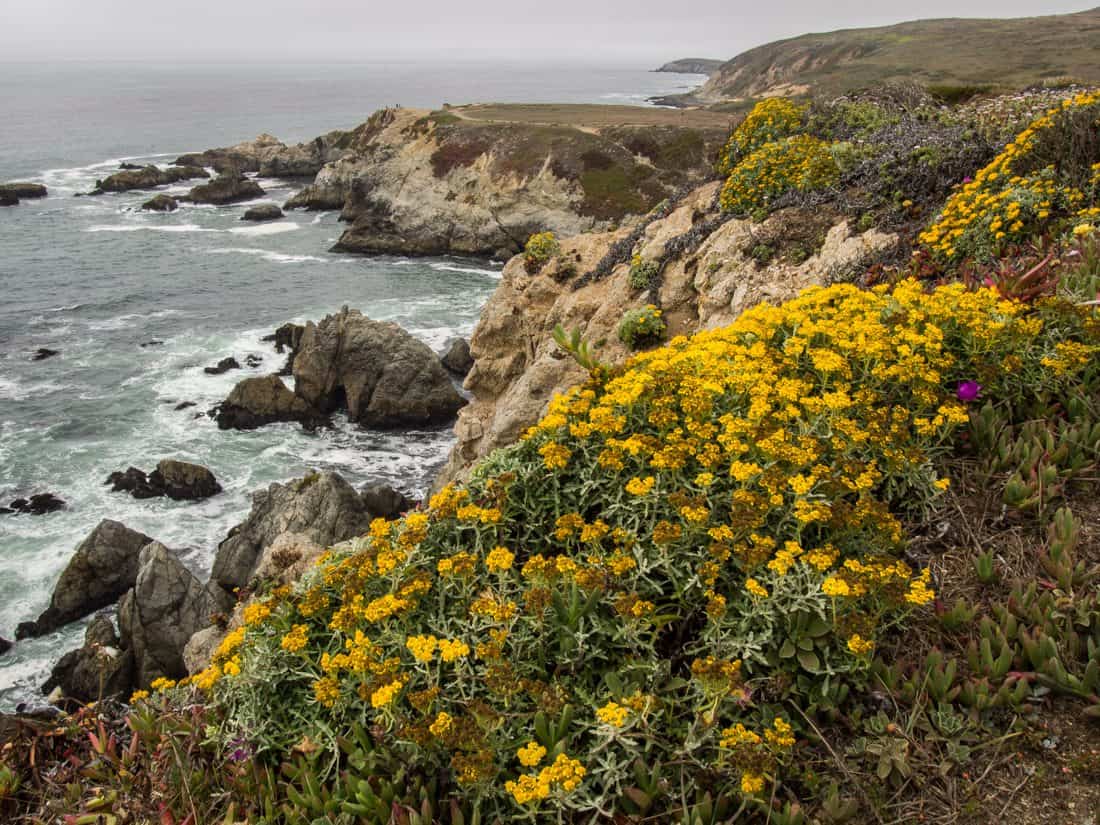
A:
284;107;728;258
436;182;899;485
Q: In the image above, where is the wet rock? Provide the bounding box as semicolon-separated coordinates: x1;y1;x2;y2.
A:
119;542;231;687
0;192;18;207
106;460;221;501
213;374;327;431
211;471;373;592
360;483;417;520
174;401;197;411
441;337;474;376
262;322;305;375
16;520;156;639
245;354;263;368
42;614;135;704
139;340;164;348
0;183;47;199
293;307;465;428
3;493;66;515
91;165;208;195
204;356;241;375
0;637;12;656
32;348;59;361
142;194;178;212
184;173;265;205
241;204;283;221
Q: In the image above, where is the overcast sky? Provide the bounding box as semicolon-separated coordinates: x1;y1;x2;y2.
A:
0;0;1092;63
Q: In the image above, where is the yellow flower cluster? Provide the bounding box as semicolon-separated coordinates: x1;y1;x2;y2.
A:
717;97;808;176
720;133;839;215
921;89;1100;261
595;701;629;727
505;753;586;805
485;546;515;572
516;741;547;767
280;624;309;653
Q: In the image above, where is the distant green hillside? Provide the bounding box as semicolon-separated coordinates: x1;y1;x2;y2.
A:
692;6;1100;101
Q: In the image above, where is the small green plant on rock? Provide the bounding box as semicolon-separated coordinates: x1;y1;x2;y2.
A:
628;255;661;290
523;231;560;273
617;304;666;349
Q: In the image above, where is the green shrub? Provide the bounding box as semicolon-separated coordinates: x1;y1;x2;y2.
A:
717;98;808;176
627;254;661;289
616;304;666;348
523;231;560;272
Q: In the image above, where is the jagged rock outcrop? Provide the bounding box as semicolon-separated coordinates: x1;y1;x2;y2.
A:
284;106;727;257
119;542;231;687
441;338;474;376
42;615;134;703
213;375;326;431
90;165;208;195
1;493;65;515
205;356;241;375
176;129;358;177
142;194;178;212
292;308;465;428
17;521;156;639
184;173;264;205
241;204;284;221
209;471;375;592
263;322;305;375
437;182;899;486
0;183;48;199
106;460;221;501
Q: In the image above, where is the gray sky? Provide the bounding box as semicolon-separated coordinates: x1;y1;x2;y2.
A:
0;0;1093;63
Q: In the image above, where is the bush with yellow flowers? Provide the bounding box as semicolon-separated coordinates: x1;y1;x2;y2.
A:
719;133;840;216
921;90;1100;263
617;304;666;349
175;275;1100;823
523;231;560;272
717;98;808;176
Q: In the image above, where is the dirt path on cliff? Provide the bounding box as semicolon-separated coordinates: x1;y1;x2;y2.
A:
447;103;733;133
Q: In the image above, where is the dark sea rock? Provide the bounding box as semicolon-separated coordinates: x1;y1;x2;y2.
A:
0;192;18;207
32;348;59;361
92;165;208;195
174;401;197;411
0;183;47;199
0;637;12;656
204;356;241;375
17;520;156;639
360;483;417;520
211;471;374;592
441;337;474;376
139;340;164;348
293;307;465;428
185;173;265;205
3;493;66;516
119;542;231;688
42;614;134;704
107;460;221;501
263;322;305;375
142;194;179;212
245;354;263;368
213;374;326;431
241;204;284;221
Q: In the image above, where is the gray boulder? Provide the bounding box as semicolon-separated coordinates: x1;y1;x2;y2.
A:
360;483;416;520
157;459;222;500
293;307;465;428
119;542;231;687
142;194;178;212
211;471;373;592
17;521;155;639
42;614;134;703
241;204;284;221
213;374;326;431
0;192;17;206
441;337;474;376
0;183;47;199
185;173;265;205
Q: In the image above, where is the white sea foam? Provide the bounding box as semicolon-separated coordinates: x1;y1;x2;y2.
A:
226;222;300;237
206;247;326;264
429;262;503;278
84;223;218;234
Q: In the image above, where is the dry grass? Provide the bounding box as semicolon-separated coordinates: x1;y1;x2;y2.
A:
448;103;734;131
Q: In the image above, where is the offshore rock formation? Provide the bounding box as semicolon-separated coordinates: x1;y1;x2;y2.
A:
176;129;360;177
106;460;222;501
292;308;466;428
437;182;898;485
213;375;325;431
184;173;264;205
284;106;728;257
89;165;208;195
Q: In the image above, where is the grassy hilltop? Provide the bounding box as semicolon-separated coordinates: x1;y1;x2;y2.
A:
685;6;1100;102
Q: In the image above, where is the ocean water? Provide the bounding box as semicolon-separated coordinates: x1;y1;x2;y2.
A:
0;61;706;708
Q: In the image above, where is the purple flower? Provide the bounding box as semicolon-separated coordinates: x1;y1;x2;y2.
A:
956;381;982;402
963;176;973;183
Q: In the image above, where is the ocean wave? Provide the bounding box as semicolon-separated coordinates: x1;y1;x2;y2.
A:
226;222;300;237
429;262;503;278
206;247;325;264
85;309;183;331
84;223;218;234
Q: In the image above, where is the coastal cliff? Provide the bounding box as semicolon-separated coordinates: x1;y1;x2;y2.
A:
285;105;731;257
